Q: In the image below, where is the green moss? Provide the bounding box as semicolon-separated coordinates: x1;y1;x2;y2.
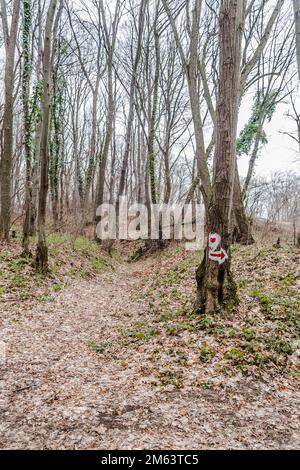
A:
122;322;159;344
92;257;106;272
228;328;237;338
280;274;296;286
242;342;256;353
224;347;245;364
159;312;173;322
224;270;240;312
224;298;237;312
90;340;112;354
166;321;194;335
199;343;216;362
249;353;268;366
159;369;183;388
237;278;248;289
251;289;273;314
241;328;255;341
197;315;214;331
269;337;294;355
259;295;273;314
52;283;62;292
8;258;30;273
11;275;25;288
214;326;224;336
168;350;188;366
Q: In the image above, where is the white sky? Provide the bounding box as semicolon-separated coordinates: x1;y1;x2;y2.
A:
1;0;299;181
237;99;300;178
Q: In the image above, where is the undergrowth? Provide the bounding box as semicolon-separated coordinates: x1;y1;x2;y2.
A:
0;233;110;303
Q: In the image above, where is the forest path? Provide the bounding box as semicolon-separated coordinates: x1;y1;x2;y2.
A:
0;253;299;449
0;256;159;449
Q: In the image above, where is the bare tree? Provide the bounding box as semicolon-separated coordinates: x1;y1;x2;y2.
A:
0;0;21;241
293;0;300;79
36;0;58;272
95;0;121;209
117;0;146;210
196;0;246;313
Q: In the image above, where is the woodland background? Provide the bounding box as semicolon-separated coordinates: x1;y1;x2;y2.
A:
0;0;299;450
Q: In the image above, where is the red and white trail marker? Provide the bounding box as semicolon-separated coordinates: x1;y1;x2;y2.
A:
208;247;228;265
208;233;221;252
208;232;228;265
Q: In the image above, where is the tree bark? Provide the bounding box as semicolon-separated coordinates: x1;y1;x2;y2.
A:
293;0;300;80
117;0;146;208
147;14;160;205
22;0;33;254
95;0;120;210
35;0;57;272
0;0;21;241
196;0;246;313
162;0;212;211
232;166;255;245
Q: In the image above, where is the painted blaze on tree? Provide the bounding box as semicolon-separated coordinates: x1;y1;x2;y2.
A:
196;0;246;314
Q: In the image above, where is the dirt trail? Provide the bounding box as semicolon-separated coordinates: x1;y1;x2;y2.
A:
0;257;299;449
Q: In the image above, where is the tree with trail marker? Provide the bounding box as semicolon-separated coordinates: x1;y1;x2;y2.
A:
196;0;246;314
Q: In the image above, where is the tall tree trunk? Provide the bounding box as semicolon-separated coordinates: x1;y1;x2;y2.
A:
31;114;42;235
29;0;43;236
163;142;172;204
95;0;120;212
0;0;21;241
233;0;284;243
50;1;64;231
233;166;255;244
117;0;146;208
186;0;211;211
147;20;160;205
96;58;113;209
35;0;57;272
293;0;300;80
83;83;99;217
49;30;64;233
109;124;117;204
22;0;33;254
196;0;246;313
162;0;212;211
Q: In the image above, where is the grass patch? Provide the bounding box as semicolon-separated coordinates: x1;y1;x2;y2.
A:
90;340;112;354
199;343;216;363
0;232;110;303
224;348;245;364
159;369;183;388
122;321;159;344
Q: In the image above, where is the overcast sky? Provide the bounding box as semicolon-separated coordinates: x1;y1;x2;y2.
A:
0;2;299;182
237;97;300;179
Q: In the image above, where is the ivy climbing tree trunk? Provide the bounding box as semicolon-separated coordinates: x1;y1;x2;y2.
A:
50;4;64;232
29;0;44;237
147;8;160;206
196;0;246;313
22;0;33;254
35;0;58;272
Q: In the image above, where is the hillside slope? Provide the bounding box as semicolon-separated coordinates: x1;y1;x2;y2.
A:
0;240;299;449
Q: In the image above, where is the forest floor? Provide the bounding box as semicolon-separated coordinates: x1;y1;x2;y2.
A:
0;235;299;449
